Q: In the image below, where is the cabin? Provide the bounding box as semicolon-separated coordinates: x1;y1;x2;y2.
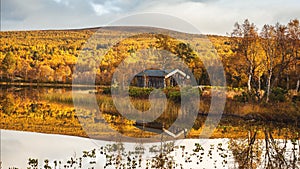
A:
133;69;190;88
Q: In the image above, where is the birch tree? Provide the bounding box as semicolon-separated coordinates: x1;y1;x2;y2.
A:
287;19;300;92
260;25;277;102
231;19;260;92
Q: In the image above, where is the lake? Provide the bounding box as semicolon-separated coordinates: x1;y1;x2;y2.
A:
0;86;299;168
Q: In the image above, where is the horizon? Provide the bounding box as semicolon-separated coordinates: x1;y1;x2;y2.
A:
1;20;299;37
0;25;231;37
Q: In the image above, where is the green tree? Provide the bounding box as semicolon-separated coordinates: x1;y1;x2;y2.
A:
175;42;196;63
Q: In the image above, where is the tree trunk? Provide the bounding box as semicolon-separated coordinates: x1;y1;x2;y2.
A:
258;75;261;92
257;75;261;101
248;74;251;91
296;79;300;92
286;75;289;90
266;72;272;103
248;70;252;92
25;69;28;82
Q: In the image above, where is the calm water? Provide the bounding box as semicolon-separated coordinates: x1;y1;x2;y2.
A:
1;87;299;168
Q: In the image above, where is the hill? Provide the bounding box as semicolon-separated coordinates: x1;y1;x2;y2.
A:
0;22;299;95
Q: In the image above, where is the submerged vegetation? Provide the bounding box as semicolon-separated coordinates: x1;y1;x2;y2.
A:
7;128;300;169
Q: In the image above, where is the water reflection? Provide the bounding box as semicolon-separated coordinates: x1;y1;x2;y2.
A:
2;129;299;169
229;128;300;169
1;87;299;168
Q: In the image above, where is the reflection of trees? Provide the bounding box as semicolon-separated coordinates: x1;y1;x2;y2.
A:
0;93;16;115
103;142;125;168
262;128;299;169
229;130;262;169
102;136;176;169
229;127;300;169
22;134;300;168
149;141;175;169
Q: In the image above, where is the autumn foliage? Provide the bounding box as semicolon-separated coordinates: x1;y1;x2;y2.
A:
0;19;299;101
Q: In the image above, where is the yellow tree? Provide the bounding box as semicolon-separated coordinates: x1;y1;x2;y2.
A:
55;65;71;83
231;19;260;92
39;65;54;82
16;59;32;81
1;52;16;81
260;24;277;102
287;19;300;91
272;23;292;88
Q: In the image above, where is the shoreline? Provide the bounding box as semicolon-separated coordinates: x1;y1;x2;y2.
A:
0;81;104;88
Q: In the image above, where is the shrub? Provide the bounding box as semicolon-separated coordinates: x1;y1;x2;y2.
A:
129;87;154;98
269;87;287;102
168;90;181;103
102;86;111;94
234;91;251;103
292;95;300;102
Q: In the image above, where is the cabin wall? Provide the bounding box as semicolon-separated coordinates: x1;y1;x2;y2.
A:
134;71;187;88
135;76;165;88
148;77;165;88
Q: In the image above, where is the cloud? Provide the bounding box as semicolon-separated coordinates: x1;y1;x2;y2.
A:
1;0;43;21
1;0;299;35
90;1;121;16
91;3;111;16
1;0;101;30
132;0;300;34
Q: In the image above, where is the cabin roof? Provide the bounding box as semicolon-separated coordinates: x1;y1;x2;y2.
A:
136;69;189;79
136;69;170;77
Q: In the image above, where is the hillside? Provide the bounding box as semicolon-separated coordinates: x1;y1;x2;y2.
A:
0;22;299;94
0;27;221;84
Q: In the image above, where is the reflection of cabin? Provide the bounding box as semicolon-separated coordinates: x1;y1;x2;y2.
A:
133;69;190;88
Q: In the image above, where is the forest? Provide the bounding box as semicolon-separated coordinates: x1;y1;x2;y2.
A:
0;19;299;103
1;19;299;169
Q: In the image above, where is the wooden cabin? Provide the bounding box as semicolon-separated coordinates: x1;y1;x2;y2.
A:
133;69;190;88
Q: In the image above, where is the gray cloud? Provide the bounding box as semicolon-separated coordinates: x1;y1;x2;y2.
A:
1;0;41;21
1;0;299;35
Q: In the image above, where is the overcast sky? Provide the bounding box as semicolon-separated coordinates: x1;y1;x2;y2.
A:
1;0;299;35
